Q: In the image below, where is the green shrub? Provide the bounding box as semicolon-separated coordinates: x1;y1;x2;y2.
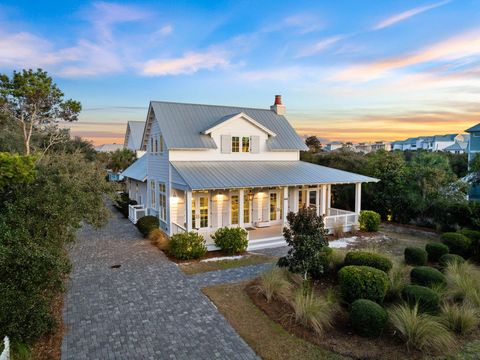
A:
344;251;393;273
441;232;471;258
359;210;381;232
458;229;480;261
338;265;389;304
439;254;465;268
136;215;159;236
115;192;137;217
425;243;449;262
212;227;248;255
389;303;456;353
404;247;428;266
410;266;446;288
401;285;440;314
169;232;207;260
349;299;388;338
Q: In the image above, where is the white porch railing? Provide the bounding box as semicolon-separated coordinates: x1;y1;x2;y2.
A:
171;222;187;235
324;208;358;231
128;204;146;224
0;336;10;360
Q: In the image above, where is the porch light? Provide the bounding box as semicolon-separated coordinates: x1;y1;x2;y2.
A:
171;190;179;204
248;193;254;201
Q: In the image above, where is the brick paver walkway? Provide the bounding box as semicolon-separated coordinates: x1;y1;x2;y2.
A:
61;208;259;360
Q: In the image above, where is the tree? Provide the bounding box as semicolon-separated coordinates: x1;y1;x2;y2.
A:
106;148;136;172
470;154;480;185
0;69;81;155
278;207;331;280
305;136;322;153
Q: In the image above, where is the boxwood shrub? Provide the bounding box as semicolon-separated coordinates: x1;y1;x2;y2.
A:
410;266;446;288
212;227;248;255
349;299;388;338
169;232;207;260
458;229;480;261
344;251;393;273
401;285;440;314
439;253;465;268
359;210;381;232
425;243;449;262
338;265;389;304
136;215;159;236
441;232;471;258
404;247;428;266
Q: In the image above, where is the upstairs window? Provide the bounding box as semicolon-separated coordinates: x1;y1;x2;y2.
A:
154;138;158;153
150;138;154;152
232;136;240;152
159;134;164;153
242;137;250;152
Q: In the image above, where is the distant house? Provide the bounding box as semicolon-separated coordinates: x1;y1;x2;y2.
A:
393;133;467;153
121;96;378;250
324;141;343;152
124;121;146;157
95;143;124;152
444;141;468;154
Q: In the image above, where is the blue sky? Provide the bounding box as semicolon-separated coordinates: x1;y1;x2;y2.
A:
1;0;479;144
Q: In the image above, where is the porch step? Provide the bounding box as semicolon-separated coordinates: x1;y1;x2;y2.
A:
247;236;287;251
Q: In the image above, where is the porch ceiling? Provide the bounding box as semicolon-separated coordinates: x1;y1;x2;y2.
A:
170;160;378;190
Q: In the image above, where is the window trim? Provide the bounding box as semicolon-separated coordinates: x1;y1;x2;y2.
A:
158;182;167;221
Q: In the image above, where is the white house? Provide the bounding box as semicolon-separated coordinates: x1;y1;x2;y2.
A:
124;121;146;157
324;141;344;152
122;96;378;250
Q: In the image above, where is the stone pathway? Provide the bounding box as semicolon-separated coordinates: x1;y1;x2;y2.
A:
61;208;259;360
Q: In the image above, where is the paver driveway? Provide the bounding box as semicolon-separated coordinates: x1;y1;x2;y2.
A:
61;207;259;360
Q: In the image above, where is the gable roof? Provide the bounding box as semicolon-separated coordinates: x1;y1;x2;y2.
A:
202;112;276;136
434;134;457;142
466;123;480;133
170;161;378;190
444;142;468;151
124;121;145;150
121;154;147;181
144;101;308;151
95;143;124;152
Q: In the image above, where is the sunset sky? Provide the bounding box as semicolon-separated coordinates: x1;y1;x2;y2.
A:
1;0;479;145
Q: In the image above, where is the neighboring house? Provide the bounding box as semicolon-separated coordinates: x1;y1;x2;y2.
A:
391;140;405;151
122;96;378;250
124;121;146;157
393;134;466;152
354;142;371;153
370;141;391;152
95;143;124;152
466;123;480;201
443;141;468;154
122;154;147;205
324;141;343;152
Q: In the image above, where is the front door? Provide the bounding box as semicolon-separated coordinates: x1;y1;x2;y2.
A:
243;190;253;227
269;191;282;223
192;193;209;229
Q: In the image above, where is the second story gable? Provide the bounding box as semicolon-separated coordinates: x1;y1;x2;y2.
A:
140;96;308;162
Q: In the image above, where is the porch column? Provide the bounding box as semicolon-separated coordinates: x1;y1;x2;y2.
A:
186;190;193;231
320;185;327;216
316;185;320;216
327;184;332;211
293;187;299;213
239;189;245;227
283;187;288;224
355;183;362;214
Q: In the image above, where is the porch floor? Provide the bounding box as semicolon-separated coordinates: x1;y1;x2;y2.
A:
248;224;283;240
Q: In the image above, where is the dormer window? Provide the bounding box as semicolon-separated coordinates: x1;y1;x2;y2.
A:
232;136;240;152
242;137;250;152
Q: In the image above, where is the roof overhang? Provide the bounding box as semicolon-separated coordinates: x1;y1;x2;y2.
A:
202;112;276;137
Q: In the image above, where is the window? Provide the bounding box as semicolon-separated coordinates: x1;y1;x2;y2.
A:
191;197;196;228
309;190;317;209
158;183;166;221
243;192;250;224
159;134;164;153
231;194;239;225
199;196;208;228
298;190;306;209
150;180;156;208
154;138;158;153
150;138;154;152
242;137;250;152
232;136;240;152
270;193;277;221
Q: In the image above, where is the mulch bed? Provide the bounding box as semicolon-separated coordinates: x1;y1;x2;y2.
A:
246;274;432;360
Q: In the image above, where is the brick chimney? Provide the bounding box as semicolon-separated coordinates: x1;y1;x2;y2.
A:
270;95;286;115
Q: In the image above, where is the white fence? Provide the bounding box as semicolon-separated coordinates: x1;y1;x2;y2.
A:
128;204;146;224
324;208;358;231
0;337;10;360
171;222;187;235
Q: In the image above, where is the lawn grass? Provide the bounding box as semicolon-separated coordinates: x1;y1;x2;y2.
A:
203;281;347;360
179;254;276;275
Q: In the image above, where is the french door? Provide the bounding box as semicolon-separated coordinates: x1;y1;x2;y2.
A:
192;193;209;229
269;191;282;223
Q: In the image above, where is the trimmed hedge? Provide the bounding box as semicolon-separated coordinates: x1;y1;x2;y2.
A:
404;247;428;266
338;265;389;304
441;232;471;258
349;299;388;338
425;243;449;262
439;253;465;268
169;232;207;260
410;266;446;288
458;229;480;261
402;285;440;314
212;227;248;255
115;193;137;217
136;215;159;236
344;251;393;273
359;210;381;232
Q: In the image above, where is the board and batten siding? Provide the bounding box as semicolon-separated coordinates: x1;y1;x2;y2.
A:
147;117;171;233
169;117;299;161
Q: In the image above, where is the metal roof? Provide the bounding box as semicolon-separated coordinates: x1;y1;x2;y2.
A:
121;154;147;181
444;142;468;151
170;161;378;190
434;134;457;142
95;143;124;152
466;123;480;133
125;121;145;150
150;101;308;151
